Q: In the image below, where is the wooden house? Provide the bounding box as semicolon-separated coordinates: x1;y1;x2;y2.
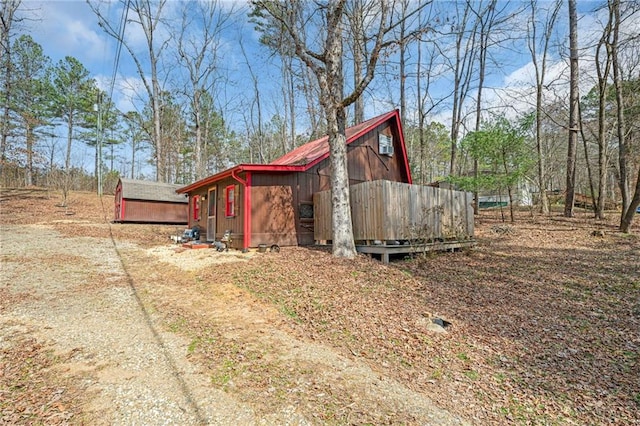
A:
176;110;412;250
114;178;188;224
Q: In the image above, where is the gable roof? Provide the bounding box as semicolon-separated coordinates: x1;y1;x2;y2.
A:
270;111;399;166
177;109;411;193
119;178;188;203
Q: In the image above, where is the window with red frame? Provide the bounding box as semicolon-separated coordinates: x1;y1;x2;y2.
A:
225;185;235;217
193;195;200;220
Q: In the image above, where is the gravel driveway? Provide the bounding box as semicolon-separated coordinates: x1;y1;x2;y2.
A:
1;217;464;425
1;223;262;424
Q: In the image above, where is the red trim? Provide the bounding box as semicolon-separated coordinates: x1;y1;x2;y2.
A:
231;168;247;186
121;199;126;220
177;164;304;194
244;172;251;249
392;110;413;184
193;195;200;220
224;185;235;217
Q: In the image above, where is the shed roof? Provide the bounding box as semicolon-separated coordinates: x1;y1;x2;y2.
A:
119;178;187;203
177;109;411;194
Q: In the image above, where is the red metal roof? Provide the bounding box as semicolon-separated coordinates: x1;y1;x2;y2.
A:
177;109;410;194
270;111;398;166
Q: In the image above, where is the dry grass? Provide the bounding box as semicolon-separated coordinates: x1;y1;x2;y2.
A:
2;188;639;424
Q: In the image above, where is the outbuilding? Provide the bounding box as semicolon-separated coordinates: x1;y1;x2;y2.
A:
114;178;188;224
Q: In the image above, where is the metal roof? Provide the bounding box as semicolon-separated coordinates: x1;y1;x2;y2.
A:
269;111;397;166
177;110;411;194
119;178;188;203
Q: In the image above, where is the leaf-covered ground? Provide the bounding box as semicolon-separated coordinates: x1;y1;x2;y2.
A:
2;188;639;424
202;210;639;424
0;327;85;424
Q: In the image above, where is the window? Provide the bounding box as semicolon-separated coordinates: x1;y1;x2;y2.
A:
193;195;200;221
379;133;393;156
299;203;314;219
225;185;235;217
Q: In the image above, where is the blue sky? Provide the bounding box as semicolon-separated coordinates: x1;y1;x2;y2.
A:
19;1;636;116
21;0;265;112
15;0;640;177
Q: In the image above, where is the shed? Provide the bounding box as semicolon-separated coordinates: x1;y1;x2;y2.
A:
114;178;188;224
177;110;412;249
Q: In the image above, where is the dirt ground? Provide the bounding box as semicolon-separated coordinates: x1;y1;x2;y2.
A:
1;188;639;425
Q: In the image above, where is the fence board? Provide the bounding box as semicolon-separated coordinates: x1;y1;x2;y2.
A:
314;180;474;242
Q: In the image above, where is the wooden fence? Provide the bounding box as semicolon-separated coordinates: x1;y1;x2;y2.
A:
314;180;474;243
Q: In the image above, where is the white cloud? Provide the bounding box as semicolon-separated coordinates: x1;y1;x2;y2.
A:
23;1;111;64
114;75;148;113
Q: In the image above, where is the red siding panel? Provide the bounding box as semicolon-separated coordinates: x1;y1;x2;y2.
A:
118;200;188;224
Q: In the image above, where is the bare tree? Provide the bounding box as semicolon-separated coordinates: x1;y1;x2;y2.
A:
527;0;561;214
0;0;22;172
346;0;367;124
564;0;579;217
238;36;266;163
252;0;430;258
445;1;478;176
470;0;515;214
176;0;235;181
593;1;616;219
402;1;416;127
90;0;171;182
616;0;640;231
412;5;449;185
611;0;629;218
122;111;147;179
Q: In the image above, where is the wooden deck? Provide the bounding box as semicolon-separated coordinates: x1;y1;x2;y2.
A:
356;239;476;264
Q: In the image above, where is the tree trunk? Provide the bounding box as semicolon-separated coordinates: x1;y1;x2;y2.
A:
351;0;365;124
449;2;476;176
0;0;21;175
327;106;356;257
65;111;73;171
417;30;425;185
578;103;598;215
398;0;408;126
473;25;487;215
193;90;205;181
619;169;639;232
535;88;550;214
25;121;33;186
528;0;561;215
507;185;515;223
611;0;629;222
152;77;164;182
564;0;579;217
323;5;356;258
131;138;136;179
595;82;608;220
593;8;613;219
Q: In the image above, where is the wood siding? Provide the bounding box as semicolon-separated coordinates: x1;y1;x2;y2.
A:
187;177;244;248
250;174;298;246
314;180;474;242
117;199;188;224
345;124;408;185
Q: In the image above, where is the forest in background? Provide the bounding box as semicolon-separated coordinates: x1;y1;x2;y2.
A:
1;0;639;229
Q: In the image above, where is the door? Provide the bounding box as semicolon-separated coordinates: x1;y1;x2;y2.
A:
206;188;216;241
